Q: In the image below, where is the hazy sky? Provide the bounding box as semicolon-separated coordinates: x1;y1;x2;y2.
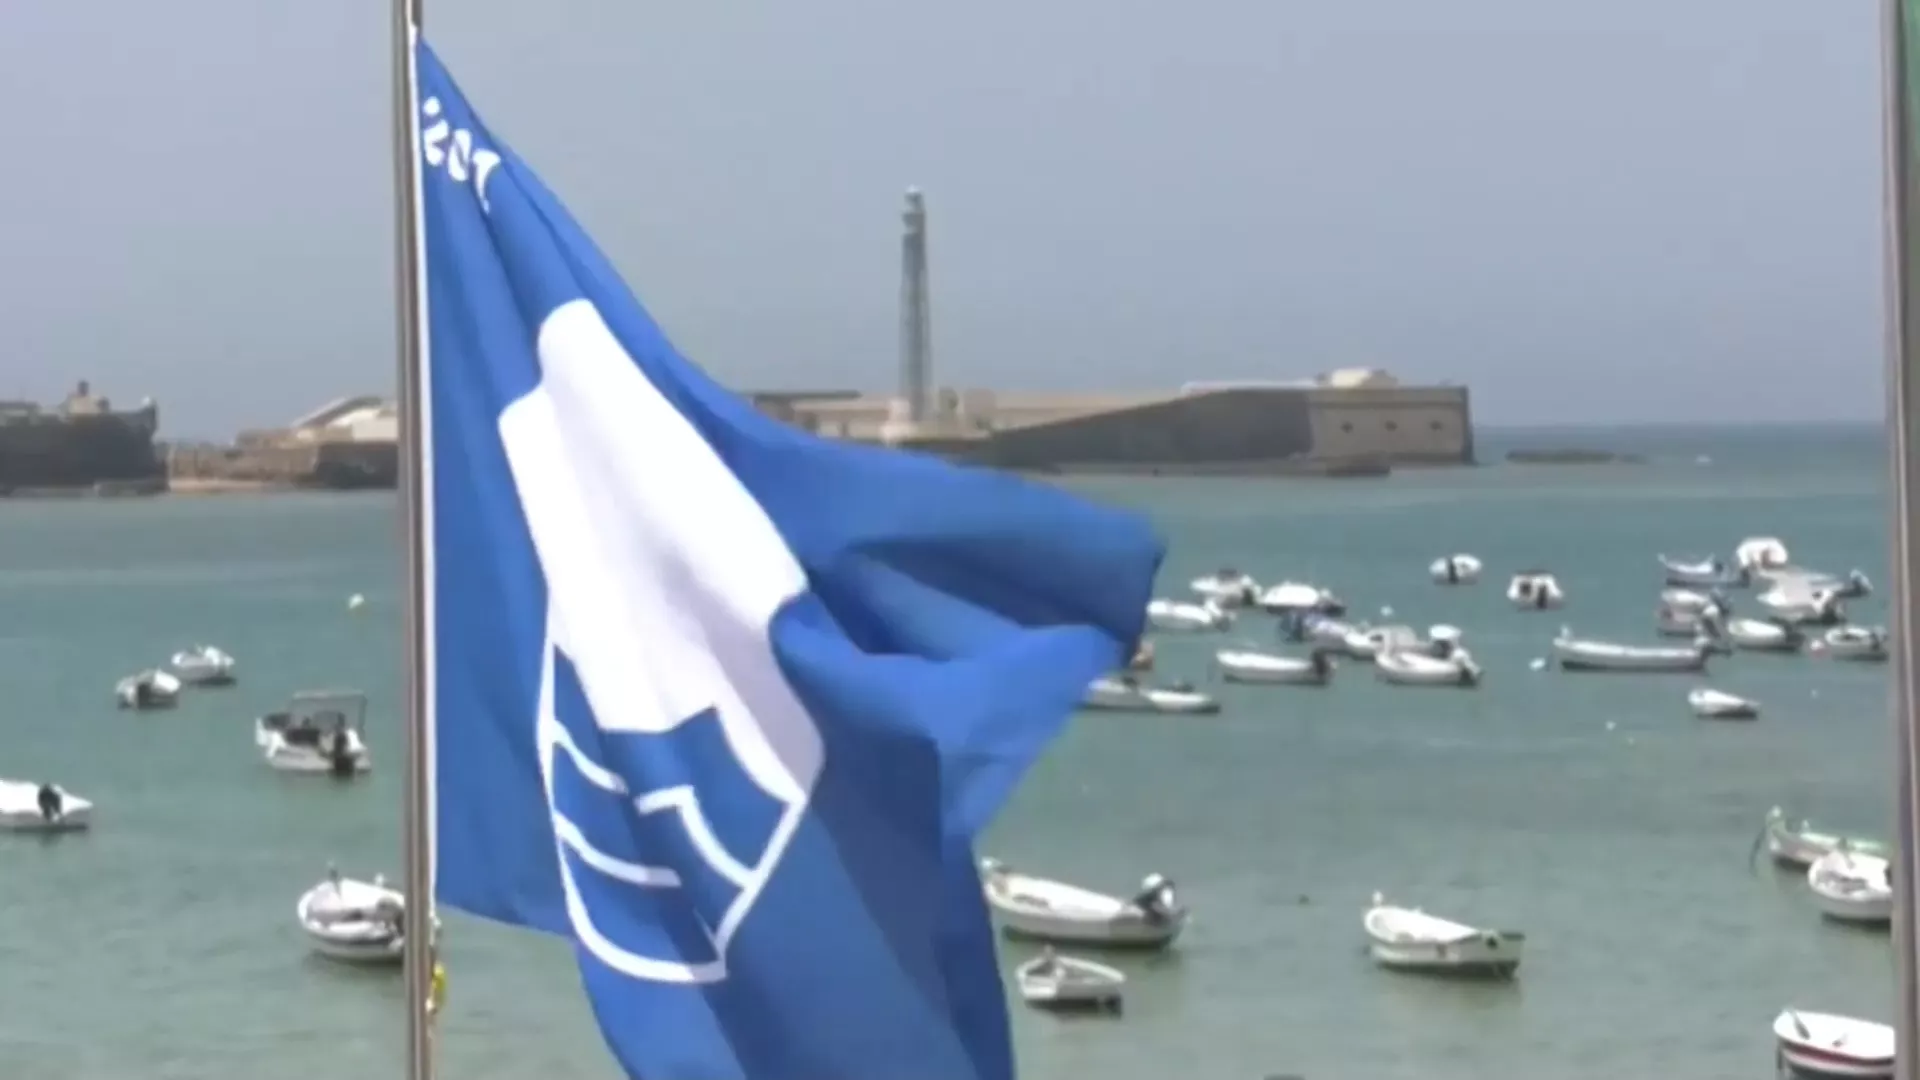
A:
0;1;1886;436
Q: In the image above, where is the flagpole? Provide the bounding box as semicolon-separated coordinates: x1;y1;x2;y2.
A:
391;0;435;1075
1883;2;1920;1078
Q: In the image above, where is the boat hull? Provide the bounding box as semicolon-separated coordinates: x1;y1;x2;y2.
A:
1778;1043;1893;1079
1366;935;1522;978
991;906;1184;949
304;930;405;966
1555;647;1707;673
0;806;91;833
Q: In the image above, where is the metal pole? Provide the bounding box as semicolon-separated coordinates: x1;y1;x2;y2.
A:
1883;2;1920;1077
390;0;434;1076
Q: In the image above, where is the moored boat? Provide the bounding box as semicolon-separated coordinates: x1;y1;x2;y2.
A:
169;644;237;687
1145;597;1233;632
0;779;91;833
1362;892;1523;978
257;690;373;776
1759;807;1891;869
1806;849;1893;927
1773;1009;1893;1079
1375;646;1481;688
1429;553;1482;585
1081;676;1219;715
115;669;182;710
1189;569;1261;607
1215;647;1333;686
1014;948;1124;1013
980;859;1186;948
296;869;436;965
1506;571;1564;610
1821;626;1889;663
1688;687;1758;720
1552;628;1711;673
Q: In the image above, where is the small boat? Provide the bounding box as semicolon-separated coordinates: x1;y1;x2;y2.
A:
1659;553;1747;588
1215;646;1334;686
1773;1009;1894;1079
0;779;91;833
1343;624;1459;663
1807;849;1893;927
1375;645;1481;688
1687;687;1758;720
1736;536;1791;573
1081;676;1219;715
1822;626;1889;663
168;644;237;687
1257;581;1346;617
980;859;1186;948
1145;598;1233;633
1552;628;1711;673
1724;616;1803;653
1505;571;1564;610
257;690;373;775
1015;948;1124;1013
115;669;182;710
1362;892;1522;978
296;869;436;965
1757;584;1846;627
1280;612;1363;652
1189;569;1261;607
1429;553;1482;585
1759;807;1892;869
1655;602;1723;639
1659;587;1727;613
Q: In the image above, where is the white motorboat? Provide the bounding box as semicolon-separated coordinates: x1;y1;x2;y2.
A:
1256;581;1346;616
1375;646;1481;688
1758;584;1846;627
1343;624;1459;663
1081;676;1219;715
1145;598;1233;633
1736;536;1791;573
1807;849;1893;927
257;690;373;775
1505;571;1564;610
1822;626;1889;663
980;859;1186;948
1658;553;1747;588
1759;807;1892;869
296;869;436;965
1655;602;1723;639
1188;569;1261;607
1724;616;1802;653
0;779;91;833
1687;687;1758;720
1659;587;1726;613
168;644;236;687
1215;647;1334;686
1281;613;1363;653
1362;892;1523;978
1014;949;1124;1013
115;669;182;710
1773;1009;1894;1079
1552;628;1712;673
1429;553;1482;585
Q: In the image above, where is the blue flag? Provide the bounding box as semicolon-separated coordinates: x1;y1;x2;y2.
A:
415;38;1164;1080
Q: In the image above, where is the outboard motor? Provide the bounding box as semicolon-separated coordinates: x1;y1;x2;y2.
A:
1132;873;1178;923
1533;586;1549;611
1277;611;1306;643
1308;648;1332;679
1444;558;1459;585
36;784;61;822
134;680;154;709
327;732;357;779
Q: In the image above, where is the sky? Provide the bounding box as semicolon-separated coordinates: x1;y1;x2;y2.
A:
0;0;1888;437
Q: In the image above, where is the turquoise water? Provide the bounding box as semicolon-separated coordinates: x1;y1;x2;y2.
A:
0;423;1896;1080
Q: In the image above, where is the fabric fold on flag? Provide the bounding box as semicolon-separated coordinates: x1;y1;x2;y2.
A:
417;36;1164;1080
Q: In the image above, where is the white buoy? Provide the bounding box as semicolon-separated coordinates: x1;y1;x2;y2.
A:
347;593;367;612
1529;657;1547;671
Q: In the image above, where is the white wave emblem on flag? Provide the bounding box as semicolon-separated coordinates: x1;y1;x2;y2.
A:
497;300;825;984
